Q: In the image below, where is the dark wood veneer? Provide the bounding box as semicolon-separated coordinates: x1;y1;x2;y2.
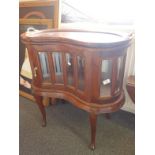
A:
21;29;132;150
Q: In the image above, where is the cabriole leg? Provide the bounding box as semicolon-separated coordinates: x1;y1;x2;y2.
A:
50;98;56;105
34;95;46;127
89;112;97;150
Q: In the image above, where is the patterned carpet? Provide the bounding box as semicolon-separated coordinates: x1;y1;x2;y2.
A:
20;96;135;155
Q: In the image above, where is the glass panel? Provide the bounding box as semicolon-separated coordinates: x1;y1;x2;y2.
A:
19;24;48;93
77;56;85;91
115;56;124;93
66;53;74;86
38;52;50;81
100;59;112;97
52;52;63;83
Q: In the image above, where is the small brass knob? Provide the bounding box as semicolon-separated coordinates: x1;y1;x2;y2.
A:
34;67;37;77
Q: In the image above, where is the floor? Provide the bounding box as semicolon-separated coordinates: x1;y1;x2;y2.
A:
20;96;135;155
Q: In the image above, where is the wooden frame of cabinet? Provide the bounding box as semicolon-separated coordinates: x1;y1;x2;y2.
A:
21;29;132;149
19;21;52;105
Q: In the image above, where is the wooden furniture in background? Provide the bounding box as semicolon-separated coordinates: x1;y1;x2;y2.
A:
19;0;60;104
21;29;132;149
126;75;135;103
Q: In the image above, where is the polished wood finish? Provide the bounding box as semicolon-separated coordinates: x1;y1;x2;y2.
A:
34;95;46;127
126;75;135;103
19;0;56;7
50;98;57;105
19;90;35;101
89;113;97;150
21;29;132;149
19;90;50;106
19;0;61;28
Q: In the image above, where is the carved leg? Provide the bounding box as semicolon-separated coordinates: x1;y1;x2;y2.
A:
105;113;111;119
50;98;56;105
89;113;97;150
34;95;46;127
43;97;50;107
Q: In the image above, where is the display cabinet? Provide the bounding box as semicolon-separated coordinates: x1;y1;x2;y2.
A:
21;29;132;149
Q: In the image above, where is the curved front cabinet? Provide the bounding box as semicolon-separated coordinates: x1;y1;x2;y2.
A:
29;44;127;110
21;29;132;149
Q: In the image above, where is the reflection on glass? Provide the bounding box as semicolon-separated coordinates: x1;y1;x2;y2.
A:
66;53;74;86
52;52;63;83
38;52;50;81
77;56;85;91
115;56;124;93
100;59;112;97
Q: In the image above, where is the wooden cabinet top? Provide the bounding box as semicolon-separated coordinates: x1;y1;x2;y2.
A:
21;29;132;48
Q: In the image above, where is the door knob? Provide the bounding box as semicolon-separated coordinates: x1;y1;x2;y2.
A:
34;67;38;77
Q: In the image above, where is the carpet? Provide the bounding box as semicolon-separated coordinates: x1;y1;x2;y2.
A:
20;97;135;155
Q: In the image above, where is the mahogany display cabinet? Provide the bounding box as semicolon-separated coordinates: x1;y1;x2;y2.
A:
21;29;132;150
